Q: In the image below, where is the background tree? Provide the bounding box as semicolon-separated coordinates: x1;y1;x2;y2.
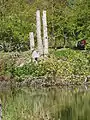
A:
0;0;90;51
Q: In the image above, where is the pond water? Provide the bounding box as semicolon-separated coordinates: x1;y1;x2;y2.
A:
1;85;90;120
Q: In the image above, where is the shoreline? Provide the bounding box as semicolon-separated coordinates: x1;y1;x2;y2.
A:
0;76;90;90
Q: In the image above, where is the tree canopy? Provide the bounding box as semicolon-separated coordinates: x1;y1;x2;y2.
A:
0;0;90;51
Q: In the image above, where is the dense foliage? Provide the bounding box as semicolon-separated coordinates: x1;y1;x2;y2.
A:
0;49;90;82
0;0;90;51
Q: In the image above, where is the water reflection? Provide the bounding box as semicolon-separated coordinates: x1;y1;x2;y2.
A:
0;86;90;120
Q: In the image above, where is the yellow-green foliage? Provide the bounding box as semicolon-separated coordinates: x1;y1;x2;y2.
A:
0;49;90;82
0;0;90;49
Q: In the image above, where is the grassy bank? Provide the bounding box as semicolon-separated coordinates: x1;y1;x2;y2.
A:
0;49;90;83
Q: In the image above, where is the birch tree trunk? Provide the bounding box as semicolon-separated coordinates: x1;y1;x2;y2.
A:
29;32;34;51
36;10;43;55
42;10;48;56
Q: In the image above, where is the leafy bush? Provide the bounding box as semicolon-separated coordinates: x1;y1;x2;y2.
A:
0;49;90;82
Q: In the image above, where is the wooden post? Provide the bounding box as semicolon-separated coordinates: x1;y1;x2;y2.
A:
29;32;34;51
0;99;2;120
36;10;43;55
42;10;48;56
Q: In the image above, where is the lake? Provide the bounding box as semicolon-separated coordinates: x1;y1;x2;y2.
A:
0;85;90;120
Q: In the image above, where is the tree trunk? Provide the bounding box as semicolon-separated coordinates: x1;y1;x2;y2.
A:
36;10;43;55
42;10;48;56
29;32;34;51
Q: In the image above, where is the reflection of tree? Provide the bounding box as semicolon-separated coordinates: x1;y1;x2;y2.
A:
60;106;72;120
46;88;90;120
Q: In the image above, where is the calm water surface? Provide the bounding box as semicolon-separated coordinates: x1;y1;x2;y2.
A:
0;86;90;120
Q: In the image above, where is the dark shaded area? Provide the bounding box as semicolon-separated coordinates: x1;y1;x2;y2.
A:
73;40;86;50
60;106;72;120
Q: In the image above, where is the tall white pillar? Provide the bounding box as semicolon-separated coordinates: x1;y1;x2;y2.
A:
36;10;43;55
29;32;34;51
42;10;48;55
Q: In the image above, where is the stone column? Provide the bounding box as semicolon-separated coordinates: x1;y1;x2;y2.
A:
42;10;48;56
29;32;34;51
36;10;43;55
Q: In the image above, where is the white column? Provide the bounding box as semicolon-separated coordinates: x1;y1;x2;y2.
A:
42;10;48;56
36;10;43;55
29;32;34;51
